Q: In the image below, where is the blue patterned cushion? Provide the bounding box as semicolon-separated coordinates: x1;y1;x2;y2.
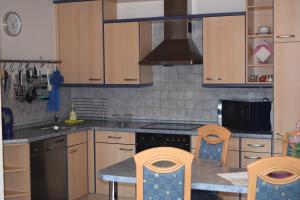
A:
199;140;223;161
255;177;300;200
143;166;184;200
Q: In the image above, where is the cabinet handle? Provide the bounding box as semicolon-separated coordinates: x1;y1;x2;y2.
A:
69;149;78;154
244;156;261;160
247;144;265;148
276;133;284;137
124;78;138;81
277;35;295;38
119;148;133;151
206;77;222;81
108;136;122;139
89;78;102;81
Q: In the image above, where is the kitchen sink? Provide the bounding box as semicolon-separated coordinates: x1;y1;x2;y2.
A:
39;126;68;131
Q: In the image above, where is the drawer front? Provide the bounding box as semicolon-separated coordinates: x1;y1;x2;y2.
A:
228;138;239;151
67;131;87;147
273;139;283;154
241;152;271;168
95;131;135;144
241;138;271;153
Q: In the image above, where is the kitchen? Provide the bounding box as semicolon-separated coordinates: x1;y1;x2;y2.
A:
0;0;299;200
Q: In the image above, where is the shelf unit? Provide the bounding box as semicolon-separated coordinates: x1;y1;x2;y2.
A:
3;144;31;200
246;0;274;84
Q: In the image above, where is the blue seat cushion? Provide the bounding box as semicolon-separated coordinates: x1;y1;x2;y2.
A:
143;166;185;200
255;177;300;200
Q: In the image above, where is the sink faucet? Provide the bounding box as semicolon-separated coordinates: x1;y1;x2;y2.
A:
54;115;58;125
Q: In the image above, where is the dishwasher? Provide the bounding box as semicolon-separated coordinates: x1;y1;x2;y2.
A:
30;136;68;200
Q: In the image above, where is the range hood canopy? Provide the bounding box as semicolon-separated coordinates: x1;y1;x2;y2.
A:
139;0;203;65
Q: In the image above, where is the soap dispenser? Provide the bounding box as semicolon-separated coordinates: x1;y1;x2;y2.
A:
69;103;77;121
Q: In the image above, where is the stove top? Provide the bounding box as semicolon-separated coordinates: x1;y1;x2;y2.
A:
141;123;203;131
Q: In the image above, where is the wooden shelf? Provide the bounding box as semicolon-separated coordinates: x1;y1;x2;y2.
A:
248;5;273;10
248;64;273;67
248;34;273;38
4;166;27;174
4;191;28;198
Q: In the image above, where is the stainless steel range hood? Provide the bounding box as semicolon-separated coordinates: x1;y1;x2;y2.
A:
139;0;203;65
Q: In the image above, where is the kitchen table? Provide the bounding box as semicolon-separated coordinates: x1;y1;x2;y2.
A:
98;158;248;200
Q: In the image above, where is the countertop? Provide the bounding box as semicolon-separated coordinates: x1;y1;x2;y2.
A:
3;120;273;145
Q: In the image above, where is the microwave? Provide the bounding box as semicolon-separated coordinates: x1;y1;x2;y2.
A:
220;99;271;132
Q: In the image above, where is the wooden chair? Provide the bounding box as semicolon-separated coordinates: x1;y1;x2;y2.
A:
134;147;194;200
247;156;300;200
282;130;300;156
195;124;231;166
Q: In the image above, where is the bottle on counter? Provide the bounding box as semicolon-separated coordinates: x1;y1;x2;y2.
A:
69;103;77;121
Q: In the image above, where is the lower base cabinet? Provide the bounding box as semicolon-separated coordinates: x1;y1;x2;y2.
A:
68;132;88;200
95;132;136;198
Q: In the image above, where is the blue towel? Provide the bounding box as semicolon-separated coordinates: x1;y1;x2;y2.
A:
47;70;64;112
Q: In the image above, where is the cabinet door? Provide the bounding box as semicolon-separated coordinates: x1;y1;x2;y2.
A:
104;22;140;84
274;42;300;138
226;150;239;168
96;143;135;198
241;152;271;168
274;0;300;42
58;1;103;84
68;143;88;200
203;16;245;84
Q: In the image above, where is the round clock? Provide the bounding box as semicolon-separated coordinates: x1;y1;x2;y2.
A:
3;12;22;36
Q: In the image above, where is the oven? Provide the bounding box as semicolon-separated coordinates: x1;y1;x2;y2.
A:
136;123;202;153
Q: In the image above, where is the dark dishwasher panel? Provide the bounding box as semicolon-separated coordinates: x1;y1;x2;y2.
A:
30;136;68;200
136;133;191;153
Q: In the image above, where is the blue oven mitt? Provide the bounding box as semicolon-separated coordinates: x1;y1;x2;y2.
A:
47;70;64;112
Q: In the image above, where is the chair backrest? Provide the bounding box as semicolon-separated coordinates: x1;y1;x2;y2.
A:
195;124;231;165
282;130;300;156
247;156;300;200
134;147;194;200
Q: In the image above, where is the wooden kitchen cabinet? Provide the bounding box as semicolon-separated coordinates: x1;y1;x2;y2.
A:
203;15;246;84
3;144;31;200
104;22;153;85
274;42;300;138
67;132;88;200
57;0;104;84
95;131;135;198
274;0;300;42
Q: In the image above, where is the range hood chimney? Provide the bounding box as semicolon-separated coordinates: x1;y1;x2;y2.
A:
139;0;203;65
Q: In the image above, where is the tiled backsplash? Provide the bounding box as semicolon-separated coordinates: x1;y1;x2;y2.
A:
2;87;71;126
71;65;273;123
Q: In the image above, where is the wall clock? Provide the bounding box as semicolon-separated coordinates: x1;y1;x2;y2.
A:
3;12;22;36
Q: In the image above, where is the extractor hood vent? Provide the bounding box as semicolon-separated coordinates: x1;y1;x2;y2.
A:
139;0;203;66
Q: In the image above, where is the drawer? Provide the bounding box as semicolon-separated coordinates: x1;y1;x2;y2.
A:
273;139;283;154
228;138;239;151
67;131;87;147
241;138;271;153
241;152;271;168
95;131;135;144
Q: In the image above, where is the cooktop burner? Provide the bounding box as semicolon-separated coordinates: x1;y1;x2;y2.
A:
141;123;203;131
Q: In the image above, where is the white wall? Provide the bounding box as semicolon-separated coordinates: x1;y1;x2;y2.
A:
0;0;56;60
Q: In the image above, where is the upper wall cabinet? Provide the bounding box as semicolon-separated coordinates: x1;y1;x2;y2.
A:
104;22;153;85
57;0;104;84
274;0;300;43
203;15;246;84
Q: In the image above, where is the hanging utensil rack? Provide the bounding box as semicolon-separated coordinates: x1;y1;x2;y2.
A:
0;59;62;102
0;59;61;64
